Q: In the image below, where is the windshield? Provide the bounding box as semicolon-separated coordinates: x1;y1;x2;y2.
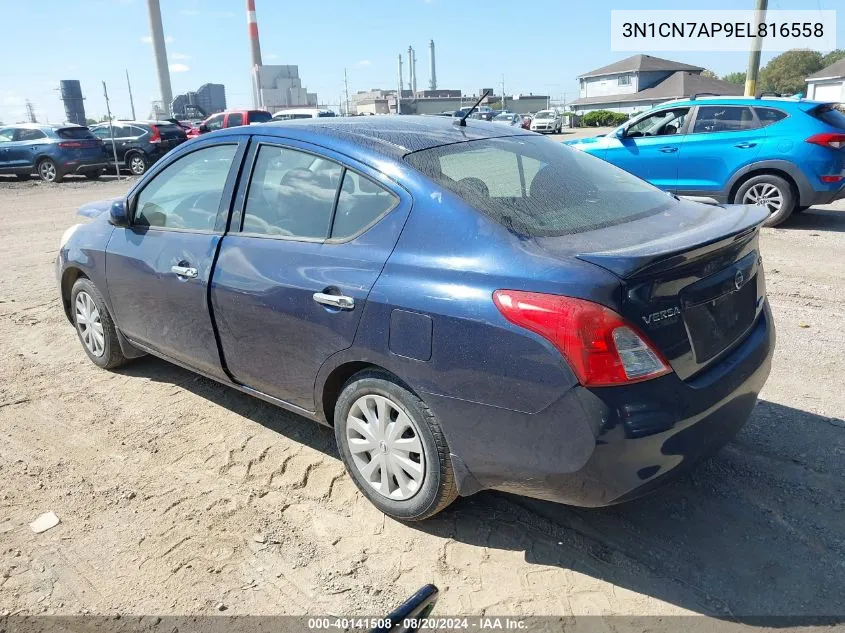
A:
404;136;672;236
535;111;554;119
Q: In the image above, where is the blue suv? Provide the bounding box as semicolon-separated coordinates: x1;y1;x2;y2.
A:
565;97;845;226
0;123;109;183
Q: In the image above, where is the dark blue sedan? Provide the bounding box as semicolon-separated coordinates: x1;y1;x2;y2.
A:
57;116;775;520
0;123;109;182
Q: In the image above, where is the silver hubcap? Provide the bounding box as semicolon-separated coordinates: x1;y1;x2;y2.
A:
39;161;56;181
743;183;783;214
345;394;425;501
130;157;145;174
75;291;105;357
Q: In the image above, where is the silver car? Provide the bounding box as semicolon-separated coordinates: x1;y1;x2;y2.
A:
530;110;562;134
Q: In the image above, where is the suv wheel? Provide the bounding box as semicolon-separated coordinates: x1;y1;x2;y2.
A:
127;153;149;176
334;370;458;521
37;158;63;183
734;174;795;227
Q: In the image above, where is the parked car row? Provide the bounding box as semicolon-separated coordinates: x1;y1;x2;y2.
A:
0;124;109;182
565;96;845;226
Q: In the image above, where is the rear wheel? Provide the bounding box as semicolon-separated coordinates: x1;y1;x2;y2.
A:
127;152;148;176
70;278;128;370
37;158;63;183
734;174;795;227
334;370;457;521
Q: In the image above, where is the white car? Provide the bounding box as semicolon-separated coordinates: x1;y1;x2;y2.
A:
530;110;562;134
492;112;525;127
272;108;337;120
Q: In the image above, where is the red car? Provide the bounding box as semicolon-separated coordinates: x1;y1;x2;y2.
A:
522;114;532;130
196;109;273;135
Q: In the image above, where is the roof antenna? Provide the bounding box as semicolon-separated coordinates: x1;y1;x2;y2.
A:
456;90;491;127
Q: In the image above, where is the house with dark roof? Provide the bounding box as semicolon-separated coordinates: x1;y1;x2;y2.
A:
805;58;845;102
569;54;743;116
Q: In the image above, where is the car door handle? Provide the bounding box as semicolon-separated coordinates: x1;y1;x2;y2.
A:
734;142;757;148
658;146;678;153
313;292;355;310
171;265;198;279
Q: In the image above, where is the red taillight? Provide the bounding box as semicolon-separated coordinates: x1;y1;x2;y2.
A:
493;290;672;387
58;141;83;149
806;133;845;149
148;125;162;143
820;175;844;183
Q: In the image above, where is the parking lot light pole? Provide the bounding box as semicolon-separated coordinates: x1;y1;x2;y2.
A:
102;82;121;180
744;0;768;97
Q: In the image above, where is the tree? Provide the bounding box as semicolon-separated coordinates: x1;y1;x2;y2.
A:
85;118;98;126
700;69;718;79
759;50;823;94
821;49;845;67
723;71;746;85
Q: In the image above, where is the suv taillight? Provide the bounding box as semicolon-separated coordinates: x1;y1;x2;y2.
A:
493;290;671;387
806;133;845;149
148;125;162;143
58;141;83;149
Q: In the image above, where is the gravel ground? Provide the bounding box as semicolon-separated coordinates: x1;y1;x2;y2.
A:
0;174;843;620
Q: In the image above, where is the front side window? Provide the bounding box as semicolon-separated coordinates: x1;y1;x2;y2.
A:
242;145;341;239
626;108;688;137
227;112;244;127
134;144;237;230
405;136;672;237
205;114;224;131
692;106;757;133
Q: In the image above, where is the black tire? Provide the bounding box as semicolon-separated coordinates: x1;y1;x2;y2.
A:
126;152;148;176
334;370;458;521
70;278;129;370
15;173;31;181
36;158;63;183
733;174;795;227
83;170;101;180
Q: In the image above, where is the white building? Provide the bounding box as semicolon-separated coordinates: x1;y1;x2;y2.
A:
252;65;317;113
805;58;845;102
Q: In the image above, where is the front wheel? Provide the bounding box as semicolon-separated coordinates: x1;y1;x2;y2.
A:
334;370;458;521
70;278;129;370
734;174;795;227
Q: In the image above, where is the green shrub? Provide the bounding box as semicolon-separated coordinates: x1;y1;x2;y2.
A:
581;110;629;127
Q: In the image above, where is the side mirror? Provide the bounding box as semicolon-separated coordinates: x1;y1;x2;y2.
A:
109;200;129;227
199;123;209;133
615;126;627;139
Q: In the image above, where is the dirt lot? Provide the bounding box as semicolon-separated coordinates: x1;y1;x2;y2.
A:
1;174;843;620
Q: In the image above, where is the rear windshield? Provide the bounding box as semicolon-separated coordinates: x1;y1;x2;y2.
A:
404;136;672;236
249;111;273;123
56;127;95;140
812;103;845;129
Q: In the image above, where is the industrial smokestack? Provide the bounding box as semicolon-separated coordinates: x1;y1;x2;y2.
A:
59;80;86;125
146;0;173;117
429;40;437;91
246;0;263;68
246;0;263;109
408;46;418;96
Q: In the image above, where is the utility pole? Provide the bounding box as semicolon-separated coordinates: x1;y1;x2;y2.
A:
102;82;121;180
344;68;350;116
25;100;36;123
126;69;136;120
501;75;506;111
744;0;768;96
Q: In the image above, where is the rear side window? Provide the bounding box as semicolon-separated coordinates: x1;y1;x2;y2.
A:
227;112;244;127
134;144;237;230
332;172;398;239
692;106;757;133
242;145;341;239
15;128;46;141
57;127;95;140
249;111;273;123
754;107;788;127
811;103;845;129
405;137;671;237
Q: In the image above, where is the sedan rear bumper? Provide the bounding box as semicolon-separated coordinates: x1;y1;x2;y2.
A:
427;300;775;507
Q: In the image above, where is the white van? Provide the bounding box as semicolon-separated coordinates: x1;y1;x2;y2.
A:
272;108;337;120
